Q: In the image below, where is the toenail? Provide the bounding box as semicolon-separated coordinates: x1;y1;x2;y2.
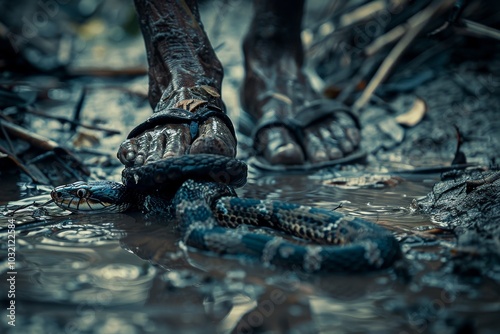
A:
126;151;136;161
135;155;145;165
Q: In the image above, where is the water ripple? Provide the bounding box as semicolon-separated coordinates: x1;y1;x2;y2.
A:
42;222;124;246
17;246;155;306
16;246;101;302
36;215;128;246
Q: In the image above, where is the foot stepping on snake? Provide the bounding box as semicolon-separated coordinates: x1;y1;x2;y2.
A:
51;154;401;273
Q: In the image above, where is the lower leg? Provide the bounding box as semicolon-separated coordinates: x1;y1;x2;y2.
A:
134;0;224;109
242;0;311;115
118;0;236;167
242;0;360;165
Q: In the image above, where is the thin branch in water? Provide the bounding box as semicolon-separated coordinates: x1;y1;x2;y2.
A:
0;116;59;151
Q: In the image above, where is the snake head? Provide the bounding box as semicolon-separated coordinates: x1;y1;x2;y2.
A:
51;181;131;213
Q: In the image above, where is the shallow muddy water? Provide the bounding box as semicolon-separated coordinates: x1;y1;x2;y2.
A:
1;168;499;333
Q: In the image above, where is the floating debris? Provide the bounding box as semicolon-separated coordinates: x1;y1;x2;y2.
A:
323;174;404;189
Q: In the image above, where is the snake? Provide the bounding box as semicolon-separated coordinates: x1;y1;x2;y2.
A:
51;154;401;273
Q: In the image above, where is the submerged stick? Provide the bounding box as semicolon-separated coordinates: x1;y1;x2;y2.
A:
0;117;90;182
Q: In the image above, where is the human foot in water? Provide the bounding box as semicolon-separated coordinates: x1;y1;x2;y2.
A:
241;0;360;166
117;0;236;168
119;0;359;169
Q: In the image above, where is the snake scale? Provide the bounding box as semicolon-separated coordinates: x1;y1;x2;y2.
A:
51;154;401;273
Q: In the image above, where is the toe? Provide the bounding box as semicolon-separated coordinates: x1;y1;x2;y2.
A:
261;128;305;165
317;126;344;160
134;132;152;166
303;128;329;163
190;118;236;157
303;114;360;163
144;131;166;164
255;111;360;166
336;112;361;148
346;127;361;148
162;124;191;159
327;121;353;154
120;124;192;167
117;138;138;167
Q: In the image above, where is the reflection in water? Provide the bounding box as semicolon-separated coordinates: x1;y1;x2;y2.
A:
243;169;434;229
13;242;155;306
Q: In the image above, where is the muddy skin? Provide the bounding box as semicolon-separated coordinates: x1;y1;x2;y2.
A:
119;0;360;167
242;0;360;164
118;0;236;167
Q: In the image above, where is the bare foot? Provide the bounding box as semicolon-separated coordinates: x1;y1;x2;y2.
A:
120;0;236;168
117;103;236;168
241;0;360;166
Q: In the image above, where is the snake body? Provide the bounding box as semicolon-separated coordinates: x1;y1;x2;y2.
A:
51;154;400;273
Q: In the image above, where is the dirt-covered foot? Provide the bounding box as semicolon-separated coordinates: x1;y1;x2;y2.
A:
241;0;360;166
117;99;236;168
118;0;236;167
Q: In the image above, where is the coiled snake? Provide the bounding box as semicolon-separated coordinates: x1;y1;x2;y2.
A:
51;154;400;273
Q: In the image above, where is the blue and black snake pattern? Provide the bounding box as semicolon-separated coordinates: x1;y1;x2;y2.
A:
51;154;401;273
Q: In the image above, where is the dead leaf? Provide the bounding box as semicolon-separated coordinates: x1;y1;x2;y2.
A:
72;131;100;148
200;85;220;98
395;97;427;127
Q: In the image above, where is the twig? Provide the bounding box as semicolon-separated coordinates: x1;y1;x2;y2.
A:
336;54;384;105
457;19;500;41
452;125;467;165
338;0;387;29
71;87;86;131
364;22;409;57
0;119;16;154
66;66;147;77
0;144;48;183
4;199;53;216
466;171;500;193
0;117;90;180
24;106;121;135
353;0;456;112
0;117;59;151
0;116;53;183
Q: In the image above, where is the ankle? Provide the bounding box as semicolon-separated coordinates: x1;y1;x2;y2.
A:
242;32;304;67
155;85;224;112
244;0;305;64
